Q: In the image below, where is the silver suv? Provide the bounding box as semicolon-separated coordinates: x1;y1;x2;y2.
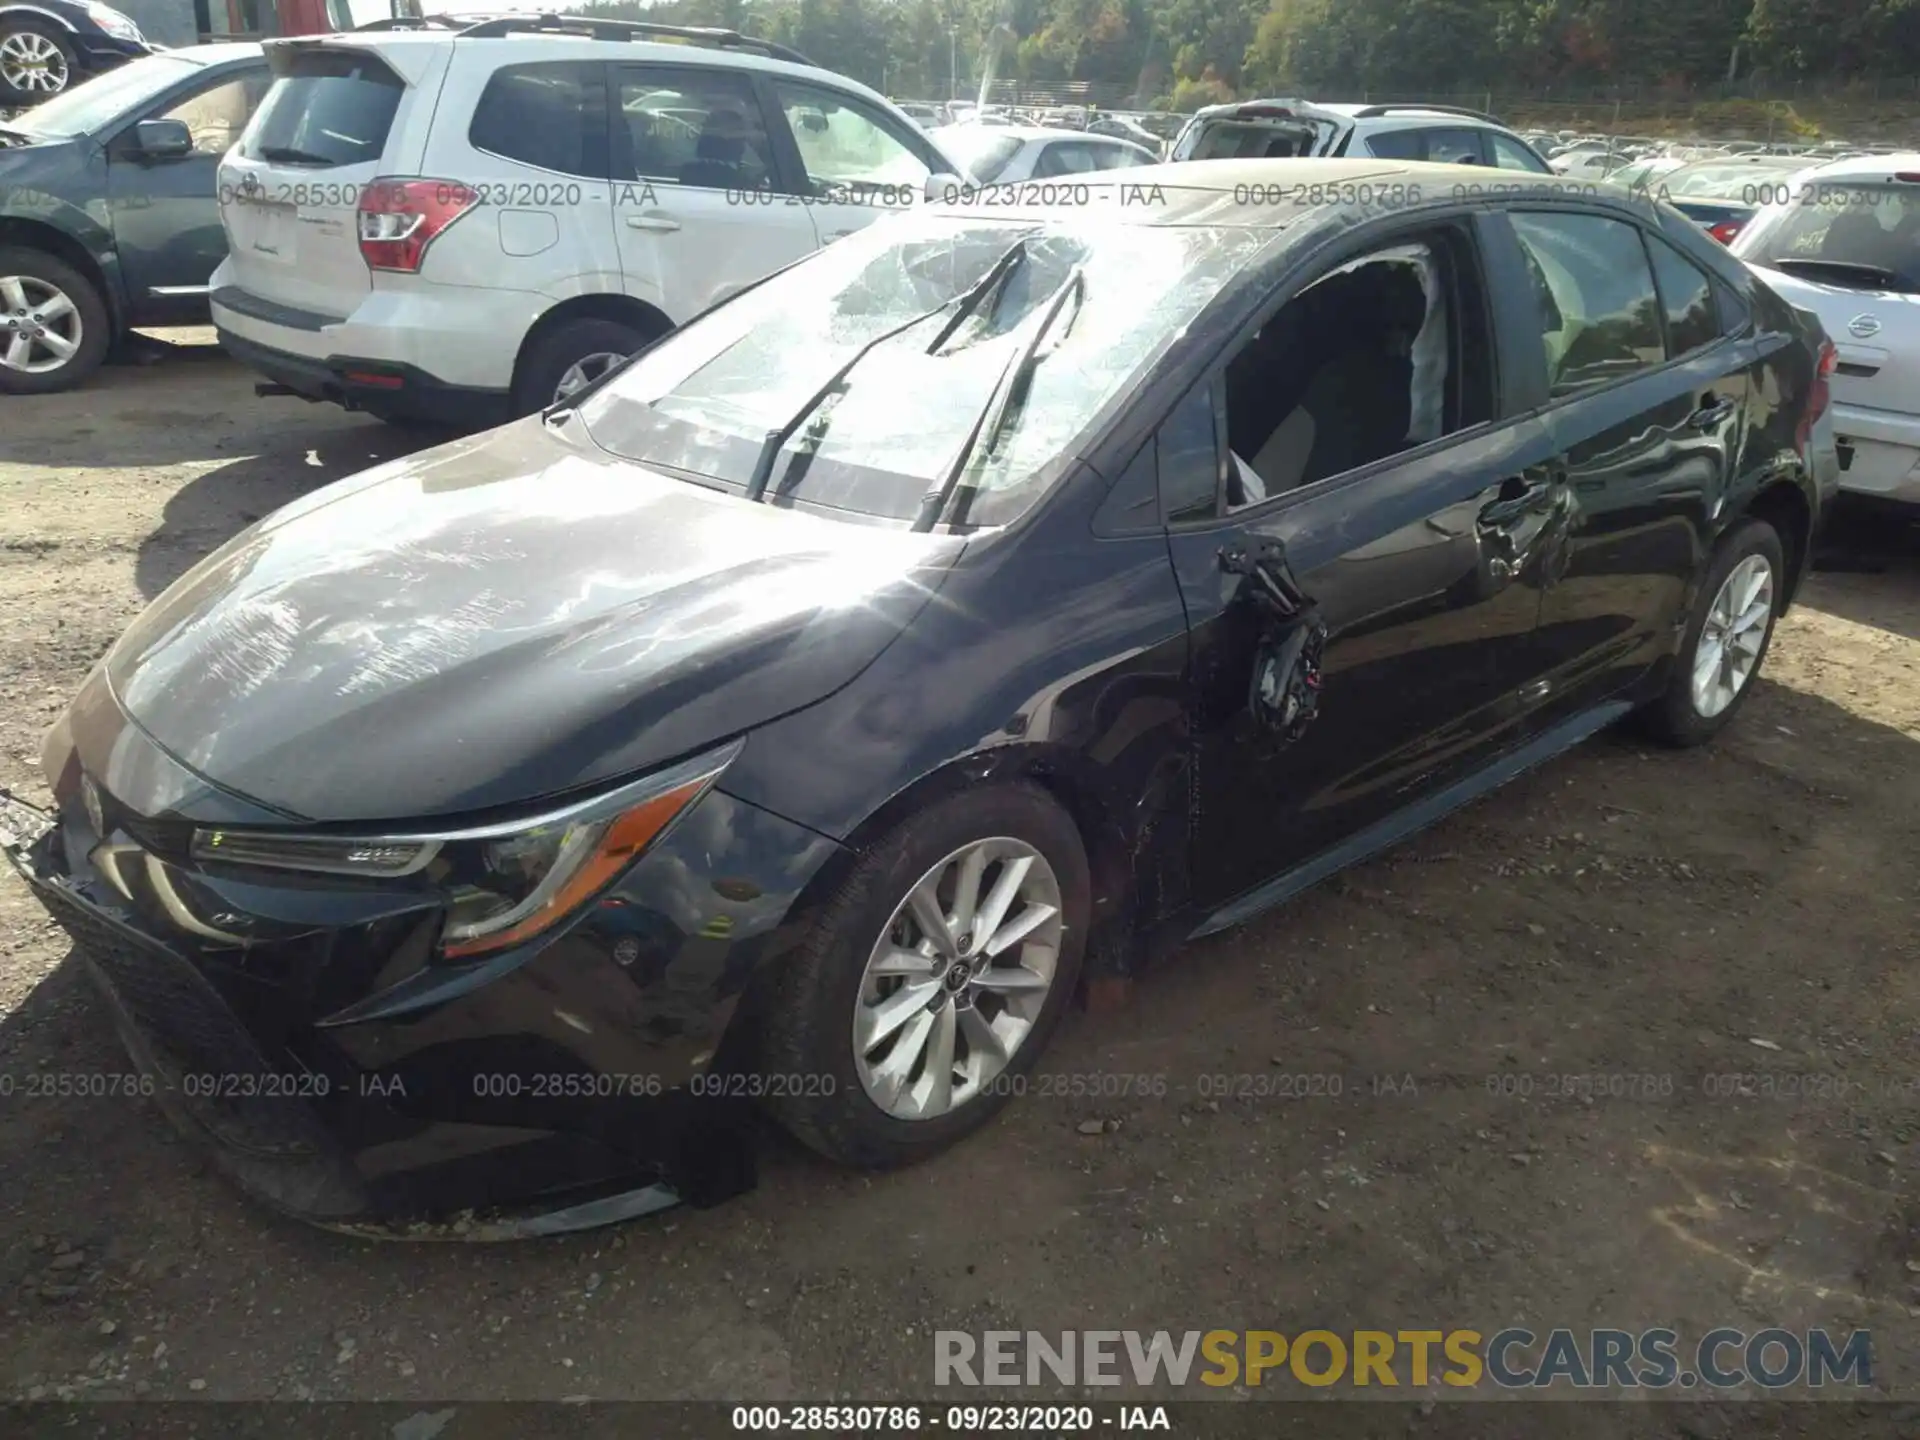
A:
1170;101;1552;173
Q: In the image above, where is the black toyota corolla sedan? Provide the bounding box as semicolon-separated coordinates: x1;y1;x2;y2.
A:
0;160;1835;1235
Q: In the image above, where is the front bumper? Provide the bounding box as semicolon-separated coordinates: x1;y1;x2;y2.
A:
0;762;837;1233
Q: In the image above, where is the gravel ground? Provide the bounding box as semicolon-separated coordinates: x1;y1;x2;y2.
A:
3;342;1920;1424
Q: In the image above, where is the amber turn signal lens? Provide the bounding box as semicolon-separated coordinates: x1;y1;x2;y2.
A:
438;777;708;960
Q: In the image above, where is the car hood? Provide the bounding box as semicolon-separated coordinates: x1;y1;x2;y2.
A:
100;416;960;824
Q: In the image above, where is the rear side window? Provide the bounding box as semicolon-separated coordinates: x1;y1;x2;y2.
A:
1488;132;1550;174
1646;235;1720;358
469;63;609;178
1509;212;1665;396
1365;128;1424;161
242;51;402;169
1033;142;1105;177
1422;128;1485;165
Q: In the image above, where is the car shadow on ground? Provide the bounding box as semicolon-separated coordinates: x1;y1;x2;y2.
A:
1;677;1916;1404
1805;499;1920;644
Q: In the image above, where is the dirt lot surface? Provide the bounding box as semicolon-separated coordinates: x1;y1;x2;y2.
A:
3;343;1920;1426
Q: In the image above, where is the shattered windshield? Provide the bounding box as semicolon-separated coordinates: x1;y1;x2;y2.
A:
577;212;1266;527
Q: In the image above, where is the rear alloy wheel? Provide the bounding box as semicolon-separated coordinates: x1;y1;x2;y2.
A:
764;784;1089;1168
1637;517;1784;746
0;249;110;395
512;316;655;417
0;20;73;103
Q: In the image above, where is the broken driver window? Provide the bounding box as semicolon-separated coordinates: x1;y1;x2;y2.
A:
1216;229;1494;511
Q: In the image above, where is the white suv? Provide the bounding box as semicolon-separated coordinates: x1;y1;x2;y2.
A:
210;16;964;424
1169;101;1553;173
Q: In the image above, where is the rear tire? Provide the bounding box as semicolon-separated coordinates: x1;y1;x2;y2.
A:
1635;517;1784;747
0;18;75;106
511;316;656;417
763;783;1091;1170
0;247;111;395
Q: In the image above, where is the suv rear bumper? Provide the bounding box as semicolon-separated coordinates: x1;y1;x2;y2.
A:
219;328;509;429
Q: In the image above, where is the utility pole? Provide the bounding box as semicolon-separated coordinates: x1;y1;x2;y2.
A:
949;29;958;101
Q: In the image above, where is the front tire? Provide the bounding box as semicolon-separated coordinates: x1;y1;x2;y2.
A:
0;248;110;395
764;783;1091;1169
1636;517;1784;747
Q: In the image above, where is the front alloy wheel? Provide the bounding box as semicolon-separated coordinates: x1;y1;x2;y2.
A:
1;274;82;376
853;838;1063;1120
763;783;1089;1169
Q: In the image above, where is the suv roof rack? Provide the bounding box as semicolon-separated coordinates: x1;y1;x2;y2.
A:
353;14;471;30
1349;102;1502;125
452;13;816;67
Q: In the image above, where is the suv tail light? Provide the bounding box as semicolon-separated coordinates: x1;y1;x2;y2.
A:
357;178;479;274
1706;219;1744;245
1796;338;1837;452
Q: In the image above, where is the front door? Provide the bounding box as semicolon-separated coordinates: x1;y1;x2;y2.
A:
106;65;271;325
762;77;936;247
1162;217;1569;915
610;64;820;324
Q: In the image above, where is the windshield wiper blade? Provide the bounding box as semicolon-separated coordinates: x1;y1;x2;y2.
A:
255;145;339;166
923;236;1031;354
740;237;1039;504
911;264;1086;534
740;305;953;503
1772;257;1905;287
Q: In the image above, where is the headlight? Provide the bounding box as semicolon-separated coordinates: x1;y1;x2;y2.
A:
87;4;143;41
192;741;740;959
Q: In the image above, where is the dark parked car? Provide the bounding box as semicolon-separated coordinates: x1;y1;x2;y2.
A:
0;43;269;393
0;0;148;106
0;159;1832;1234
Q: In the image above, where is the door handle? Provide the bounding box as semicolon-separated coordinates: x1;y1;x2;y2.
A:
1478;477;1552;528
1688;395;1736;429
625;214;681;233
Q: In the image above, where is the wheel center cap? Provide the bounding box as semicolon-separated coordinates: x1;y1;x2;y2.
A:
944;961;972;992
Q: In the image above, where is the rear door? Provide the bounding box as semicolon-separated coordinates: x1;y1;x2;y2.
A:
610;64;819;323
218;41;436;321
1492;206;1755;719
106;61;271;323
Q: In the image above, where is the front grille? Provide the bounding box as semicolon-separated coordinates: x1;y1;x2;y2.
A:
33;876;329;1161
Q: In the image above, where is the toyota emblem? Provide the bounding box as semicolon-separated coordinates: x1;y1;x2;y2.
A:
1848;314;1882;339
81;776;105;836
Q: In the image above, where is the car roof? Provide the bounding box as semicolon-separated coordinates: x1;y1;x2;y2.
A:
271;30;908;123
930;157;1630;229
1799;151;1920;181
158;41;267;63
961;124;1148;145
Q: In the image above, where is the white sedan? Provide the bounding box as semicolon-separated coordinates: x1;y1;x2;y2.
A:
930;123;1159;185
